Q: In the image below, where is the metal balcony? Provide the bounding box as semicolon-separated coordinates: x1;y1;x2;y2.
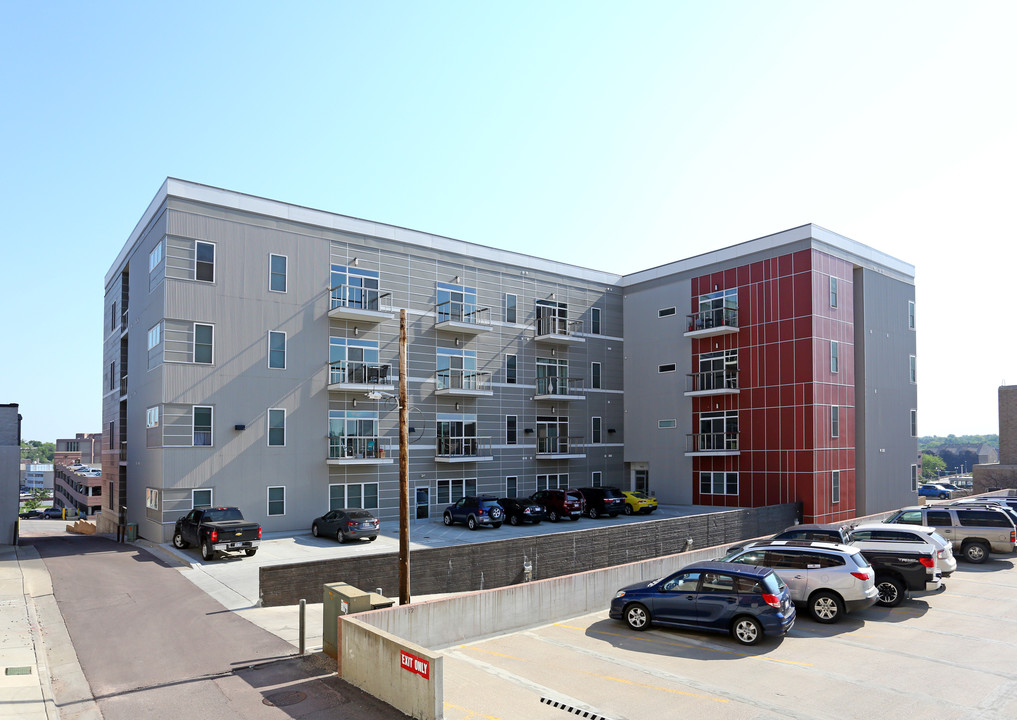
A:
434;369;493;397
685;432;740;456
535;435;586;460
328;284;394;322
684;308;739;338
534;316;585;345
327;361;395;393
684;370;739;397
533;376;585;401
327;436;394;465
434;301;491;334
435;436;494;463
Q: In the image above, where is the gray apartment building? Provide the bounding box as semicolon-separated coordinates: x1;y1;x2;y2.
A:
2;403;22;545
102;179;917;541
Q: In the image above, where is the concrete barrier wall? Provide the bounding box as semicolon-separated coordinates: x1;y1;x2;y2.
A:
339;615;443;720
261;503;798;606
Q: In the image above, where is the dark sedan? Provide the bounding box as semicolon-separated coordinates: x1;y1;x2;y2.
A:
312;509;380;543
498;497;546;526
41;507;65;519
19;509;43;519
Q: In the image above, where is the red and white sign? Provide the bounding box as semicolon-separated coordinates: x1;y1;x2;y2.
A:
400;650;430;679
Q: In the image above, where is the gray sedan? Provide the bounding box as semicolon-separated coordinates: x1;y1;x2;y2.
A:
312;509;380;543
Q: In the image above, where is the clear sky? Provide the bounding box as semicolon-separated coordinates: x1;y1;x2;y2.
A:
2;1;1014;442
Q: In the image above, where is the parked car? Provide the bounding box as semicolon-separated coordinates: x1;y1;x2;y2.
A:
609;560;795;645
919;484;953;499
727;523;851;555
621;490;657;515
172;507;263;560
443;496;504;530
498;497;545;525
19;509;43;519
312;509;379;542
851;521;955;579
884;505;1017;563
529;489;582;522
948;498;1017;527
721;541;878;623
41;507;65;519
577;486;626;518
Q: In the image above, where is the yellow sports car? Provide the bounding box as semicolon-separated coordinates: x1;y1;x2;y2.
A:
621;490;657;515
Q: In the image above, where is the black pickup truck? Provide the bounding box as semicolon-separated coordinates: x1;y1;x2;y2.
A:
172;507;262;561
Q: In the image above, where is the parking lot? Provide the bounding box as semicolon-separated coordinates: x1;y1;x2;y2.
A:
441;554;1017;720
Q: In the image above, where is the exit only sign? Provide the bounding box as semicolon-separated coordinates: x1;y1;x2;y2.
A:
400;650;430;679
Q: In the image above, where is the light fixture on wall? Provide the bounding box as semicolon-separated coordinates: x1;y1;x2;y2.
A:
354;326;360;336
607;428;616;434
455;402;460;411
351;398;357;408
524;428;534;434
234;424;246;431
453;275;460;284
351;257;359;266
454;337;460;347
550;293;556;300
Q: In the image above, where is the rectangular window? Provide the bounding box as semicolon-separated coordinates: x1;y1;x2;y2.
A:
908;300;916;329
536;473;569;491
195;241;215;282
591;362;602;389
591;307;601;335
268;408;286;447
658;307;676;318
329;482;380;510
149;241;163;272
592;416;602;444
700;471;738;495
506;415;517;445
658;419;677;429
909;355;917;383
193;406;213;446
658;363;676;373
109;361;116;392
592;471;602;487
147;322;162;350
146;489;159;510
506;354;517;384
194;323;213;364
268;331;286;369
832;470;841;504
535;299;569;336
192;488;212;508
505;293;517;324
268;486;285;516
910;409;917;438
911;464;919;492
269;253;287;293
831;341;839;373
831;406;840;438
505;476;518;497
830;277;838;308
111;301;118;332
330;264;381;311
146;406;159;428
436;478;477;504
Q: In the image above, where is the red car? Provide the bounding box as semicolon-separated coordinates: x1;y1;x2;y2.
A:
529;489;583;522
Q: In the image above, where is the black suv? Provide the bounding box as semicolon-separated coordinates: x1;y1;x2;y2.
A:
577;487;626;518
443;496;504;530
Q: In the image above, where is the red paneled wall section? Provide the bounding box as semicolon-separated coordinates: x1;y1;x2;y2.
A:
690;249;856;523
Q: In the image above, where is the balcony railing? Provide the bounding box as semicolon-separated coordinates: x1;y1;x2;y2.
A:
534;376;585;399
328;360;393;388
685;432;740;454
685;370;739;395
435;369;493;395
434;301;491;333
435;436;493;461
328;284;394;321
534;316;584;343
536;435;586;457
685;308;739;337
327;435;392;462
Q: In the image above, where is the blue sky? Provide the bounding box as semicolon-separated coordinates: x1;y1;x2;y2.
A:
2;1;1014;441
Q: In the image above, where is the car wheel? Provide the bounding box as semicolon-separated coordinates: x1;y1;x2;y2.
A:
939;493;948;499
467;516;478;531
548;510;559;522
367;536;377;542
172;532;189;549
200;540;214;562
492;522;502;529
624;603;651;631
245;548;258;557
963;541;989;563
312;524;319;538
809;590;843;623
623;505;633;516
337;530;346;543
443;513;453;526
509;514;520;526
587;507;599;519
875;575;904;607
731;616;763;645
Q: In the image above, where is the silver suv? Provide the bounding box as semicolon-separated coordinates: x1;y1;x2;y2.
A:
885;505;1016;563
721;541;878;623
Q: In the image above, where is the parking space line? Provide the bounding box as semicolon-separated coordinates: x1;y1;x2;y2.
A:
443;701;505;720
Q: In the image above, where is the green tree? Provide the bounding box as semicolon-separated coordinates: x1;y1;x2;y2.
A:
921;452;946;479
20;441;55;463
20;489;51;511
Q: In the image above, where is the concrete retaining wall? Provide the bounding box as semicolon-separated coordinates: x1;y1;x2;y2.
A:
261;503;798;606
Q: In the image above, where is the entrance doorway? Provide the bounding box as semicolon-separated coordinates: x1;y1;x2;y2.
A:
415;486;430;520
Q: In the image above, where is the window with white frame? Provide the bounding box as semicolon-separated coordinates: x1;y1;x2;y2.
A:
535;298;569;336
327;410;379;459
506;353;517;384
658;306;676;318
700;471;738;495
591;307;601;335
658;419;677;429
505;293;517;324
591;361;602;389
506;415;517;445
149;241;164;272
147;322;162;350
192;488;213;508
269;254;287;293
330;264;381;310
146;406;159;428
658;363;676;373
505;476;518;496
268;408;285;447
831;406;840;438
536;473;569;491
832;471;841;503
436;478;477;505
909;355;917;383
908;300;916;329
830;277;839;308
437;282;480;324
193;323;213;364
536;357;568;395
268;331;286;370
592;471;602;487
195;241;215;282
267;486;285;516
910;409;917;437
146;488;159;510
592;416;602;444
193;406;213;446
437;348;479;391
831;341;840;373
329;482;380;510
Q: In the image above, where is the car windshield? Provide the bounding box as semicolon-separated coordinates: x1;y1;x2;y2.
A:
347;510;373;520
203;508;244;522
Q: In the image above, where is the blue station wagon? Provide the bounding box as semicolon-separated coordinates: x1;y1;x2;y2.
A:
609;560;796;645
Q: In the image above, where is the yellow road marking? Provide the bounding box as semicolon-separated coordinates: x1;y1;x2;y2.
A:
443;701;504;719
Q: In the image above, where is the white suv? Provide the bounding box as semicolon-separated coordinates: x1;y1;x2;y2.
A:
721;541;878;623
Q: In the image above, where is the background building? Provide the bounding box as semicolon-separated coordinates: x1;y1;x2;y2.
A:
973;385;1017;491
20;463;53;492
1;403;22;545
103;180;918;540
54;433;102;466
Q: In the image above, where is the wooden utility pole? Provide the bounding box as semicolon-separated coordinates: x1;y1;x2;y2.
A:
399;309;410;605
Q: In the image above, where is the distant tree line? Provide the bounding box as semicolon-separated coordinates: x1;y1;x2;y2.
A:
20;440;54;463
919;434;998;452
918;434;997;477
